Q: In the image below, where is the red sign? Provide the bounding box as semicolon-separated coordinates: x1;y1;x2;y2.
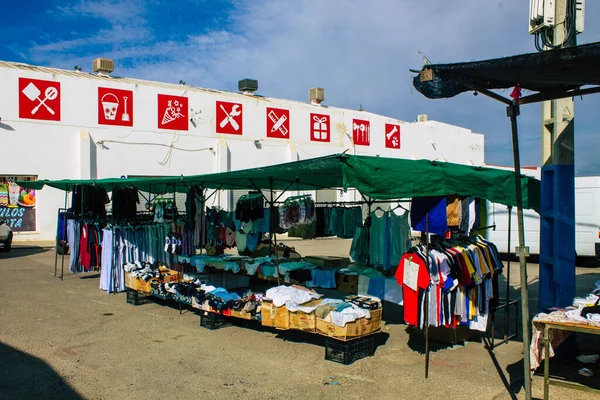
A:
385;123;401;149
216;101;242;135
352;119;370;146
266;107;290;139
19;78;61;121
158;94;188;131
310;113;330;142
98;87;133;127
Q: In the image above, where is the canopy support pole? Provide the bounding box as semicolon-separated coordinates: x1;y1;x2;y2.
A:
54;191;68;278
507;103;532;400
269;177;281;286
425;210;430;379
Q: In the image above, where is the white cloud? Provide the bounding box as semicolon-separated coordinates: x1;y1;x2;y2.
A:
13;0;600;174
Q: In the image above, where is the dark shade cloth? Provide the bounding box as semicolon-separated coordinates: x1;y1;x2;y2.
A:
111;187;139;219
410;196;448;236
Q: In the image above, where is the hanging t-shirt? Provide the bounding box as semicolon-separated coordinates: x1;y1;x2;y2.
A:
395;251;431;326
410;196;448;236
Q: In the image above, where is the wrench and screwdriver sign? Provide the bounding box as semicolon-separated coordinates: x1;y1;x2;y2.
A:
19;78;61;121
216;101;243;135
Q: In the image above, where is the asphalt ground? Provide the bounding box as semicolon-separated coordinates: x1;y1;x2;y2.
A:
1;238;599;400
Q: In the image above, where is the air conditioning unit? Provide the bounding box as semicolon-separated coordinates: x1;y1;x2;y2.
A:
529;0;555;34
309;88;325;104
238;78;258;94
417;114;428;122
92;58;115;74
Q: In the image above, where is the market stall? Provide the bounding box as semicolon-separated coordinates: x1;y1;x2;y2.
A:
18;153;540;365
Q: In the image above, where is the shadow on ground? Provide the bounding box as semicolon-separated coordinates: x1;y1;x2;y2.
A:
0;247;50;259
0;342;83;400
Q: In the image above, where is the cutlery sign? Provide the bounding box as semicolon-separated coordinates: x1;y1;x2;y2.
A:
352;119;370;146
19;78;61;121
216;101;242;135
98;87;134;127
385;123;401;149
266;107;289;139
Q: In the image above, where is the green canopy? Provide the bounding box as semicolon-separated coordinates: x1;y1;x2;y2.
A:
17;176;184;195
340;155;540;211
17;154;540;211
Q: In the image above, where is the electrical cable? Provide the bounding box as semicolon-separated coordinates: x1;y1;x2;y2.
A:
96;139;213;153
534;0;578;52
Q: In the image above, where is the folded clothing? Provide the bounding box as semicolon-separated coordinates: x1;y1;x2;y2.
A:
266;285;322;307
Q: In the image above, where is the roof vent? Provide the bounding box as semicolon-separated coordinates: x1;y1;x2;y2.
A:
238;79;258;95
417;114;428;122
310;88;325;105
92;58;114;75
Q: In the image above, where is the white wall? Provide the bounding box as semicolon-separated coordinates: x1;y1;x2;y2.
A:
0;63;485;241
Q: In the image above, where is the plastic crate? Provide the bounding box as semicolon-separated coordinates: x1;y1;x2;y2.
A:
200;312;231;330
325;334;375;365
126;289;151;306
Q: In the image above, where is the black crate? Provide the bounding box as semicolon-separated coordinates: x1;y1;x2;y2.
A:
325;335;375;365
200;312;231;330
126;290;151;306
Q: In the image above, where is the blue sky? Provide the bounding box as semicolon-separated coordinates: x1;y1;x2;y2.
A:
2;0;600;175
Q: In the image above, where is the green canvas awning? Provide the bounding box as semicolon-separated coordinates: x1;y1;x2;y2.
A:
16;176;184;195
17;154;540;211
340;155;540;211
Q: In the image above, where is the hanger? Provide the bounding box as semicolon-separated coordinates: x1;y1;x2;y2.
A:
392;202;409;213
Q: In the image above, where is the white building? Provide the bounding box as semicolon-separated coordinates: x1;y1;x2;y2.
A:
0;59;485;242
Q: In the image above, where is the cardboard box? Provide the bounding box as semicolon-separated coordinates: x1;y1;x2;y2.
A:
316;308;382;340
124;272;153;294
161;270;180;283
289;311;316;333
260;301;289;329
230;309;254;320
336;274;358;294
260;299;320;332
304;256;350;268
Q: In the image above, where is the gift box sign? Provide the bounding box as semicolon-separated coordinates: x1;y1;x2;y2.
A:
310;113;330;142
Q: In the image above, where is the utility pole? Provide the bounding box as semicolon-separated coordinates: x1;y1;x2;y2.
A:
539;0;577;312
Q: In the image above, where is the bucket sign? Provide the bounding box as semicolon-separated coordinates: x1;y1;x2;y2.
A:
98;87;133;127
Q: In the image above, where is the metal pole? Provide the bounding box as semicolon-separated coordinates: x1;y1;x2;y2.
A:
269;177;281;286
53;202;61;277
366;198;373;266
505;206;512;343
60;191;68;280
508;103;532;399
425;210;430;379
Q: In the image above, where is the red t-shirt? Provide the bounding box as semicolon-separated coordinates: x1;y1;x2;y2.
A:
395;251;431;326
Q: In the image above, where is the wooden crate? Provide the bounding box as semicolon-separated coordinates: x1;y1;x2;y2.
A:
316;309;382;341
